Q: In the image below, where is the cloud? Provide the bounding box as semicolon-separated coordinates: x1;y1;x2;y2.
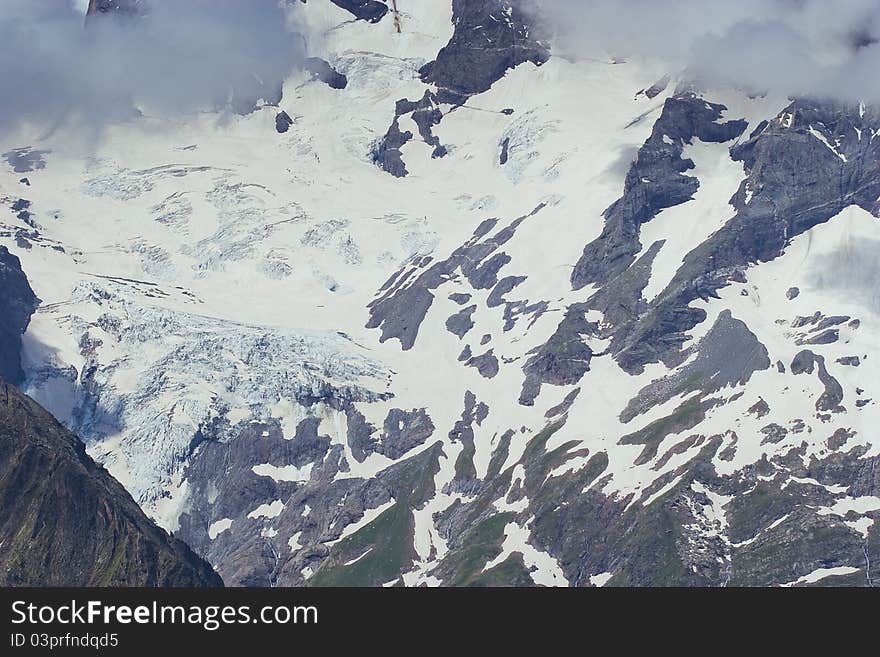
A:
807;237;880;313
0;0;305;136
531;0;880;101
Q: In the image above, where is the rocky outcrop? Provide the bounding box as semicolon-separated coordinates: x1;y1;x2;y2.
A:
175;411;444;587
276;110;293;134
330;0;389;23
426;415;879;587
572;92;748;290
3;148;49;174
420;0;550;105
0;381;222;587
0;247;37;384
383;83;761;410
374;0;549;176
613;99;880;373
373;92;446;177
372;114;414;178
620;310;771;423
367;205;545;350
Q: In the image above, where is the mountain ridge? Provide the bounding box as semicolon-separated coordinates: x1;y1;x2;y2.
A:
2;0;878;587
0;379;223;586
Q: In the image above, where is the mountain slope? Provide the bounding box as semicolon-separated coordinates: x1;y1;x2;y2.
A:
0;246;36;384
86;0;144;17
2;0;879;586
0;380;222;586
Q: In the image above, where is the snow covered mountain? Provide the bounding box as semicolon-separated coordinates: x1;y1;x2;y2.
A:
2;0;879;586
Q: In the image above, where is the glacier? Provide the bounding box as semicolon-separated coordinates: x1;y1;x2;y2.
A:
1;0;878;586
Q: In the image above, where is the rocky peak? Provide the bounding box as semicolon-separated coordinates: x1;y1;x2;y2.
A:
330;0;389;23
0;247;36;385
421;0;550;104
0;380;223;586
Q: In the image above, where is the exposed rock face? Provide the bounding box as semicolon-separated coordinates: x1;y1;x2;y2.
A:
372;113;413;178
373;92;446;177
0;381;222;587
367;205;545;350
420;0;550;105
347;406;435;461
0;247;37;384
620;310;771;424
610;99;880;373
538;95;880;390
572;93;748;290
3;148;49;174
519;303;598;406
330;0;389;23
276;110;294;134
175;412;443;587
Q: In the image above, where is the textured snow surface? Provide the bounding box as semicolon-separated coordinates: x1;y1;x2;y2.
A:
2;1;879;586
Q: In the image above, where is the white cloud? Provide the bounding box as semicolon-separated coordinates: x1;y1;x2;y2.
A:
532;0;880;101
0;0;305;135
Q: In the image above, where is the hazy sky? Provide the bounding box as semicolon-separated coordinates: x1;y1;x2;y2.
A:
533;0;880;101
807;237;880;313
0;0;303;136
5;0;880;140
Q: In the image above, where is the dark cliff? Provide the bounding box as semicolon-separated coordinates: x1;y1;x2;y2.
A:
0;381;222;586
0;246;37;385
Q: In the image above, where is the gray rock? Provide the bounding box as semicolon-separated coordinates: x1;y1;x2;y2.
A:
367;205;544;350
464;350;500;379
640;75;670;99
446;305;477;339
500;136;511;165
799;329;839;345
3;147;49;173
545;388;581;418
86;0;144;17
275;111;293;134
814;356;845;413
760;423;788;445
345;405;435;462
375;0;548;176
0;247;37;384
329;0;388;23
519;303;597;406
571;93;747;290
374;92;446;177
419;0;549;105
371;117;412;178
747;398;770;418
611;99;880;373
791;349;817;375
620;310;770;423
303;58;348;90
